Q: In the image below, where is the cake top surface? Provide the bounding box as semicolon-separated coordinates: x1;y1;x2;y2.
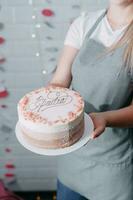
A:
18;86;84;125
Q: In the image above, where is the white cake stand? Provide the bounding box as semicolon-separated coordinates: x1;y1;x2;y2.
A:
15;113;94;156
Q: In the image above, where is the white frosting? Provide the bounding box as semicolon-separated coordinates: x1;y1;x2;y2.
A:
18;86;84;134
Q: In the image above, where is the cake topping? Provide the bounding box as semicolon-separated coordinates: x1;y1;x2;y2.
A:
28;90;73;112
19;86;84;124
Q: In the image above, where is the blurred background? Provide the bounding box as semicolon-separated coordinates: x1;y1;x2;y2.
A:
0;0;108;199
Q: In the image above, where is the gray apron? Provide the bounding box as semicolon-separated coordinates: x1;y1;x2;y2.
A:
57;11;133;200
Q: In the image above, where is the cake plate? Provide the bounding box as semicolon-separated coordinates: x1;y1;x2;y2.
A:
15;113;94;156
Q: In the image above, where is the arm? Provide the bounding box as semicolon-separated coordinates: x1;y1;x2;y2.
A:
101;104;133;127
47;13;83;88
47;45;79;88
89;104;133;139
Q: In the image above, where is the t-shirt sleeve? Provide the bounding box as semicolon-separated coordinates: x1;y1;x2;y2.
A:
64;15;84;49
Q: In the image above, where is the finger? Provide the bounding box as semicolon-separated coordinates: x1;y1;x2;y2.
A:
91;126;105;139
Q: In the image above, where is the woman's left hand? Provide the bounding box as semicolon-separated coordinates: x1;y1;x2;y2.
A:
89;112;107;139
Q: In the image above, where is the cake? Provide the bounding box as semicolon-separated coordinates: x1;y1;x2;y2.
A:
17;85;85;149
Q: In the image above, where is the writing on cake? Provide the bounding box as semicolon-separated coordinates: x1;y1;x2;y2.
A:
28;91;73;112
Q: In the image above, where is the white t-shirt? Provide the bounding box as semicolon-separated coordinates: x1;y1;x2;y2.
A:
64;9;127;49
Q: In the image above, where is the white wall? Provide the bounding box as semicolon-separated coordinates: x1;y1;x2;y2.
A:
81;0;108;11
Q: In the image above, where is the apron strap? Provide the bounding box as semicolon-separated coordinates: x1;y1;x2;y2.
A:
83;9;107;41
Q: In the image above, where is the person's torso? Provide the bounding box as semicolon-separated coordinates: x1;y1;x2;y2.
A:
70;10;133;164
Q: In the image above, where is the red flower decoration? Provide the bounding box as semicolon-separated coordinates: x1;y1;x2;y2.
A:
0;57;6;63
0;105;7;108
5;164;15;169
41;9;54;17
0;37;5;44
0;87;9;98
5;148;12;153
4;173;15;178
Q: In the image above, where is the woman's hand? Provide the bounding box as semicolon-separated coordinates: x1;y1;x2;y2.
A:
89;112;107;139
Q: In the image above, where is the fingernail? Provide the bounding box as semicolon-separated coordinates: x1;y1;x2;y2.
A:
90;135;94;139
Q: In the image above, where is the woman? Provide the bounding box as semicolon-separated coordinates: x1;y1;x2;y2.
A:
48;0;133;199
